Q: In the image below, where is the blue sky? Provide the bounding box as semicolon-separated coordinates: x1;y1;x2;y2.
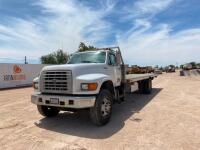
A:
0;0;200;66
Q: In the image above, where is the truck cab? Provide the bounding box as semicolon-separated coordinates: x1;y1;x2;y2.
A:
32;47;125;125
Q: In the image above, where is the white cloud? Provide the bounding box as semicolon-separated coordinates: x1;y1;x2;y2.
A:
100;0;118;12
118;23;200;66
122;0;174;21
115;0;200;66
0;0;114;62
0;0;199;66
134;0;173;14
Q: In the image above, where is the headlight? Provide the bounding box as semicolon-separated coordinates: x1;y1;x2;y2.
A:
33;82;39;90
81;83;98;91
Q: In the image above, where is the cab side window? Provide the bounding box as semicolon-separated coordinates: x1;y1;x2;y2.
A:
108;53;117;66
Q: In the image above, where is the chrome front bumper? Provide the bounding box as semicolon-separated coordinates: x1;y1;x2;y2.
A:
31;92;96;108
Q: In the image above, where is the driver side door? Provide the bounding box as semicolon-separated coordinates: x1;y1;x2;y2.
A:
107;53;121;87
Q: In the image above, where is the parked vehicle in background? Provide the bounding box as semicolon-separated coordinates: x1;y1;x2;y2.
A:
166;65;176;73
183;63;193;70
154;69;162;74
31;47;157;126
196;63;200;69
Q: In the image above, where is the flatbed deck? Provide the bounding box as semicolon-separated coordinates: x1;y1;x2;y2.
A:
125;73;157;83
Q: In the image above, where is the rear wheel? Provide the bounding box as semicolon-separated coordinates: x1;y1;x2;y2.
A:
90;89;113;126
138;81;145;94
144;79;152;94
138;79;152;94
37;105;60;117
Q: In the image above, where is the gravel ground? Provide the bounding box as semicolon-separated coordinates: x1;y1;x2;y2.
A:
0;72;200;150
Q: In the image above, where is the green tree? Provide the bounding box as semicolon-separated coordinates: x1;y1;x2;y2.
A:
41;49;70;64
78;42;96;52
55;49;70;64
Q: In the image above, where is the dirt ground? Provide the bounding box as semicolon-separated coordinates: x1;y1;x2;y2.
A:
0;72;200;150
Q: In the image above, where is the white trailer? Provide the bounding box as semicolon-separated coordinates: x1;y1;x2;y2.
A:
31;47;157;125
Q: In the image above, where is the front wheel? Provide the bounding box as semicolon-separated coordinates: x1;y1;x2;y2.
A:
37;105;60;117
90;89;113;126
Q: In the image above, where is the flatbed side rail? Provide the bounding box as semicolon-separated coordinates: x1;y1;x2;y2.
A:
126;73;157;83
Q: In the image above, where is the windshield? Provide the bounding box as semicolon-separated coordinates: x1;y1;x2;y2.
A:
68;51;106;64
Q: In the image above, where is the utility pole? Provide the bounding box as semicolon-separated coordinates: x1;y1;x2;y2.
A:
25;56;28;64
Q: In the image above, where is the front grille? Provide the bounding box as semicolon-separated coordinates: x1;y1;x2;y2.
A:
40;70;72;94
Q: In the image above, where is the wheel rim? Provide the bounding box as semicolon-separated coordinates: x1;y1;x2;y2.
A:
101;97;111;117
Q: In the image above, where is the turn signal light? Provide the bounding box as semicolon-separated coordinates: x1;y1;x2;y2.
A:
81;83;98;91
88;83;98;91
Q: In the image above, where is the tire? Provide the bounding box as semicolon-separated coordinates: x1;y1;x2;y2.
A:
144;79;152;94
139;79;152;94
138;81;145;94
90;89;113;126
37;105;60;117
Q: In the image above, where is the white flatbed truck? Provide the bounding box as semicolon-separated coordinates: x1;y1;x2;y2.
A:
31;47;157;125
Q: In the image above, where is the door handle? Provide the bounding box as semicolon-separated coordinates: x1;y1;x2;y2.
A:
104;67;108;69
